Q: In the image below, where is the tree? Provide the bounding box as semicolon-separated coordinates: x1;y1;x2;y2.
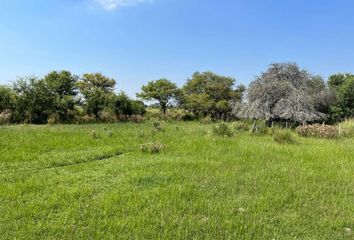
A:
111;91;146;117
130;100;146;115
232;63;332;128
182;71;244;120
77;73;116;119
12;76;54;124
43;71;79;122
0;85;15;112
328;73;354;120
137;79;179;114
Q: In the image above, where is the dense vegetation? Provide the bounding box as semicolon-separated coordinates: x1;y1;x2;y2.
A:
1;121;353;239
1;63;354;238
2;62;353;126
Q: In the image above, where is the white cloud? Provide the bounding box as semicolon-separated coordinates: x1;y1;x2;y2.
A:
94;0;153;11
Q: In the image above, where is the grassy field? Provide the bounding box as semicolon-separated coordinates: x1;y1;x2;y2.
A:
0;122;353;239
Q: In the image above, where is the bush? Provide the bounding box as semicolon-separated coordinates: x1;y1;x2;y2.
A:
212;123;233;137
47;113;59;125
99;111;116;123
233;121;250;131
153;120;163;131
252;121;269;135
140;142;165;154
0;109;12;125
116;114;129;122
145;108;186;121
296;124;339;138
76;115;97;124
181;113;195;121
200;116;213;124
129;115;145;123
273;130;294;144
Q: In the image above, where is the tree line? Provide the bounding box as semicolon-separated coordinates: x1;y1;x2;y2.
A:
0;63;354;124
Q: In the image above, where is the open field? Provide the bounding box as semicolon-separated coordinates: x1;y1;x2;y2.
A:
0;122;353;239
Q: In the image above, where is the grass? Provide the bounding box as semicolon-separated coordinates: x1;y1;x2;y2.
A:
0;122;353;239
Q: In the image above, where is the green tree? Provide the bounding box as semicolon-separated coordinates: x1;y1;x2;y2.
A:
0;85;16;112
130;100;146;115
43;71;79;122
182;71;244;120
12;76;53;123
77;73;116;119
137;79;179;114
112;91;132;116
328;74;354;119
111;91;146;117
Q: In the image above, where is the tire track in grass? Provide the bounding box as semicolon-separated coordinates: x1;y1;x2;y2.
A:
1;150;126;175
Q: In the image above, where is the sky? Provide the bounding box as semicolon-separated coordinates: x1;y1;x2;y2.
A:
1;0;354;97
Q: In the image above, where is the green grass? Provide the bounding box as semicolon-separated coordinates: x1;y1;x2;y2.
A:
0;122;353;239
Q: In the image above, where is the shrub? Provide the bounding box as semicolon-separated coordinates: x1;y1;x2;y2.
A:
153;120;164;131
233;121;250;131
181;113;195;121
252;121;269;135
47;113;59;125
145;108;189;121
200;116;213;124
99;111;116;123
0;110;12;125
129;115;145;123
273;130;294;144
212;123;233;137
296;124;339;138
116;114;129;122
140;142;165;154
161;111;183;121
76;115;96;124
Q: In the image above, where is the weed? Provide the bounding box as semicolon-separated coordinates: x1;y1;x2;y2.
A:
90;130;100;139
153;120;164;132
273;130;294;144
140;141;165;154
212;123;233;137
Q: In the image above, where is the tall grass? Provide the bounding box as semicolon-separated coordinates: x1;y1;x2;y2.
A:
0;122;353;239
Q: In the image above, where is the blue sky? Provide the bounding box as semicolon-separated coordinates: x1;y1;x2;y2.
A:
1;0;354;97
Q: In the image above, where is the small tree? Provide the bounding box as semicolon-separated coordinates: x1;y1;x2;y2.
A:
137;79;179;114
328;73;354;120
43;70;79;122
77;73;116;119
111;92;146;117
0;85;15;112
12;76;54;124
182;71;244;120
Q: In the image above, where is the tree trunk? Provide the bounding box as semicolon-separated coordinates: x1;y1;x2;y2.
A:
252;119;257;133
161;104;167;115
